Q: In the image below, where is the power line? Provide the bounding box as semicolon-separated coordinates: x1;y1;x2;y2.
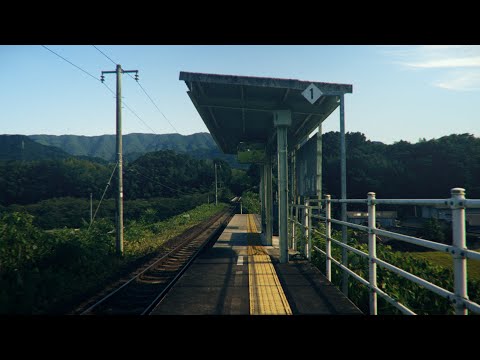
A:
102;82;116;97
92;45;179;134
44;45;217;200
41;45;204;212
102;79;156;133
45;44;210;145
41;45;101;83
123;102;159;135
134;80;179;133
89;161;118;230
103;79;159;134
42;45;117;102
92;45;162;135
133;80;220;168
91;45;197;199
42;45;148;140
92;45;117;66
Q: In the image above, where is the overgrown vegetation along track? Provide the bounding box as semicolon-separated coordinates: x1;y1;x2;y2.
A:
73;205;235;315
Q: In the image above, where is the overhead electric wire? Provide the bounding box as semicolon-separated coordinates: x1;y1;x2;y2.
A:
131;77;214;161
92;45;162;135
122;102;159;134
92;45;117;66
92;45;179;134
92;45;204;199
91;46;206;198
45;45;212;148
102;82;116;97
134;81;179;134
40;46;159;220
42;45;101;83
41;45;211;229
89;161;118;230
92;45;215;151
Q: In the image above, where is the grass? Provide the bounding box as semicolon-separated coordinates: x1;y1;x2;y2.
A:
123;203;228;258
410;250;480;281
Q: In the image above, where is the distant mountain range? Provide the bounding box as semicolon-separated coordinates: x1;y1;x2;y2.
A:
29;133;217;160
0;135;71;161
0;133;240;166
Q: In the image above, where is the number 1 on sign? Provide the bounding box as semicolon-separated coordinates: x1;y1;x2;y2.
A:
302;83;322;104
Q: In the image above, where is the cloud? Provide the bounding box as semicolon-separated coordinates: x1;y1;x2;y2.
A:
405;56;480;69
383;45;480;91
434;71;480;91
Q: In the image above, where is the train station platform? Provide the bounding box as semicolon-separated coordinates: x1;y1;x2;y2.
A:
150;214;362;315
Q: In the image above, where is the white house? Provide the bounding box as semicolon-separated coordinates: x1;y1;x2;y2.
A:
419;205;480;227
347;211;398;227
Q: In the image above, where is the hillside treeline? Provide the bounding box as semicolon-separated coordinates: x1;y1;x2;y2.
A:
1;132;479;227
323;132;480;199
0;150;234;206
0;150;255;229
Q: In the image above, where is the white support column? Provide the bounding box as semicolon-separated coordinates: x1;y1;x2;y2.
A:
451;187;468;315
265;157;273;246
305;198;310;259
263;164;267;233
294;150;298;251
316;123;322;202
260;165;265;231
274;110;291;264
368;192;377;315
291;156;296;251
325;194;332;281
306;201;312;261
340;94;348;295
293;196;300;251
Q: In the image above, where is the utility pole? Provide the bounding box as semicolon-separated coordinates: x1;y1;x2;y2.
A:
101;64;138;256
215;163;218;206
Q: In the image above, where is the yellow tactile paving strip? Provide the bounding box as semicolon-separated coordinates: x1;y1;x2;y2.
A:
247;214;292;315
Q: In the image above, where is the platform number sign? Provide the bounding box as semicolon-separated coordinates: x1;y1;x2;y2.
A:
302;83;323;104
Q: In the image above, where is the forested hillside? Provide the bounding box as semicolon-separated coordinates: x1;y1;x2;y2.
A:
0;149;246;229
29;132;238;166
124;150;231;199
323;132;480;199
0;158;111;205
30;133;215;159
3;131;479;208
0;150;235;206
0;135;71;161
3;132;479;207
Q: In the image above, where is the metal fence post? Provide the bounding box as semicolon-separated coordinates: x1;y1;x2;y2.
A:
325;195;332;281
367;192;378;315
451;187;468;315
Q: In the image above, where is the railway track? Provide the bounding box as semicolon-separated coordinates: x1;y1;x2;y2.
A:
74;206;235;315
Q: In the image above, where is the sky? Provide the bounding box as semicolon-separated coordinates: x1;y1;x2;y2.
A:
0;45;479;144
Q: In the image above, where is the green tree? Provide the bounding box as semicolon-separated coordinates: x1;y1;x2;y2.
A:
0;212;47;271
419;218;447;244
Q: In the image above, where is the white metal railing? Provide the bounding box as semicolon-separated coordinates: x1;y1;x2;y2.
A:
288;187;480;315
